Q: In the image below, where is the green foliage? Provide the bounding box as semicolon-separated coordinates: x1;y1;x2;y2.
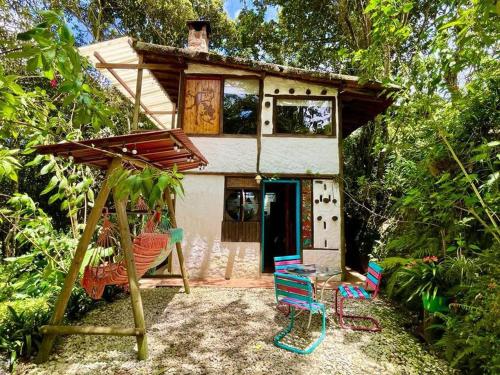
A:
111;166;184;209
0;148;21;182
0;298;51;371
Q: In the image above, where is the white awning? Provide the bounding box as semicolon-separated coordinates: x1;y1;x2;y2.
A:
79;37;176;129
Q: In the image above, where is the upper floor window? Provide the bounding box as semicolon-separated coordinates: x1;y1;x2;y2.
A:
223;79;259;135
274;97;335;136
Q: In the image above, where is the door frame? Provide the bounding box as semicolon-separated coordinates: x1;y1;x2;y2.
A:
260;179;301;272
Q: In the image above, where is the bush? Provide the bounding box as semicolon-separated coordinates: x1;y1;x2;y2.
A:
0;298;51;370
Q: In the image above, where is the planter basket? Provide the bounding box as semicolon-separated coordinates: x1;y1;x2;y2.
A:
422;293;448;313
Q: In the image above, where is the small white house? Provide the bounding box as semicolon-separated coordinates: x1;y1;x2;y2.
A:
80;20;393;280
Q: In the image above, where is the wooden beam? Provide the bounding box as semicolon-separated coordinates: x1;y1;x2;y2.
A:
113;191;148;360
93;52;164;128
36;158;122;363
171;103;176;128
40;325;145;336
132;55;144;132
164;189;190;293
95;62;184;71
147;110;176;115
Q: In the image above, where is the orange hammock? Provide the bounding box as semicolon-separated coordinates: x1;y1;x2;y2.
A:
81;209;170;299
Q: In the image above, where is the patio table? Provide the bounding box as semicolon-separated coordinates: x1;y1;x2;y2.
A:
283;264;342;302
281;264;341;327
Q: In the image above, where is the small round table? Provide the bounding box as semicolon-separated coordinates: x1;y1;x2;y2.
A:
282;264;342;327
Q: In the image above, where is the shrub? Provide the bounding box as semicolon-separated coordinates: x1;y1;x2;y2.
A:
0;298;51;370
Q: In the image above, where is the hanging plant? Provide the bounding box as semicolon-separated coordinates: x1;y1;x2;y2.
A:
109;164;184;210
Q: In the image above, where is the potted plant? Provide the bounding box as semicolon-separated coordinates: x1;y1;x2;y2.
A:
392;256;449;313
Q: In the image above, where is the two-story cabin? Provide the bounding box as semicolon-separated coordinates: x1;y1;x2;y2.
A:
80;20;393;280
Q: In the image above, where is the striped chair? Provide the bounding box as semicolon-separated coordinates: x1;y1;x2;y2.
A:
273;255;303;316
273;254;302;272
273;273;326;354
334;262;383;332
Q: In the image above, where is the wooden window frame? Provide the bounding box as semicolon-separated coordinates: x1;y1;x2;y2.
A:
181;74;262;137
221;177;261;242
271;95;337;138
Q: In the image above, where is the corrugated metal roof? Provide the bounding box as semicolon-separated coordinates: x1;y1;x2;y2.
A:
79;37;176;130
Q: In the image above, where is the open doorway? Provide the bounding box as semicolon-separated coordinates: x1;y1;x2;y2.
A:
261;180;300;273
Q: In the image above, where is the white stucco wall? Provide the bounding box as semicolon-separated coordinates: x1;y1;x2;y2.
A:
190;137;258;174
260;137;339;175
173;174;260;279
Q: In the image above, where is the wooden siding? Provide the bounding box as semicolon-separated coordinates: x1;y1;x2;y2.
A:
221;221;260;242
183;78;221;134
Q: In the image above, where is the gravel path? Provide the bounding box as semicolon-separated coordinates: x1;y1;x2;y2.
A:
16;287;454;375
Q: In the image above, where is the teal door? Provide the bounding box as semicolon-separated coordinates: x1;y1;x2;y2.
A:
261;180;300;272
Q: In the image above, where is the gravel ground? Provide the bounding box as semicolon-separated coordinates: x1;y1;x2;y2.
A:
15;287;454;375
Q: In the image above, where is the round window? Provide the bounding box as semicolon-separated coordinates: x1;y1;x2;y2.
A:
225;190;259;221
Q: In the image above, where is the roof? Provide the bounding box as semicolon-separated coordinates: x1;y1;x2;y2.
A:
36;129;208;172
79;38;176;129
80;37;396;136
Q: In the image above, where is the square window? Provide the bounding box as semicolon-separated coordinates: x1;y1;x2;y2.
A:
275;98;335;135
223;79;259;135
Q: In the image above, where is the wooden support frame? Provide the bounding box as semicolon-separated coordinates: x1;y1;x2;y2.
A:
40;325;144;337
113;191;148;359
36;158;149;362
132;54;144;131
164;188;190;294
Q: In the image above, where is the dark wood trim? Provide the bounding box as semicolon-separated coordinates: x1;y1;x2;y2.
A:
177;71;185;129
181;74;224;81
186;73;261;79
184;134;258;139
265;94;337;100
184;171;340;179
219;79;224;135
256;77;264;173
337;95;346;280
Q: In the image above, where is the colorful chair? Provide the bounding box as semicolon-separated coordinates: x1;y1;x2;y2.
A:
273;255;302;316
273;272;327;354
334;261;383;332
273;254;302;272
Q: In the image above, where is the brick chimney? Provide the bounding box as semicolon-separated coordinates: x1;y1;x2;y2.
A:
186;20;211;52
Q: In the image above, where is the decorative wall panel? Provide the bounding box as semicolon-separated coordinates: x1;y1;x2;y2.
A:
301;179;313;249
312;179;341;249
183;78;221;134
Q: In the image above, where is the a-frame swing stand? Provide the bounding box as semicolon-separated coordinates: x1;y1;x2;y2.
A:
36;157;190;363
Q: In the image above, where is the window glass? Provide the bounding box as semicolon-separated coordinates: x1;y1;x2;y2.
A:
225;189;260;222
275;98;334;135
223;79;259;134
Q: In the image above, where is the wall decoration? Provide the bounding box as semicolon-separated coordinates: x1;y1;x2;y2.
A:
301;179;313;249
313;179;340;249
183;78;221;134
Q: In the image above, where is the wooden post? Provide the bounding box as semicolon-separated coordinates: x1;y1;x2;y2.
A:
132;54;144;131
171;103;176;129
164;188;190;294
337;96;347;280
36;158;122;363
113;191;148;360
